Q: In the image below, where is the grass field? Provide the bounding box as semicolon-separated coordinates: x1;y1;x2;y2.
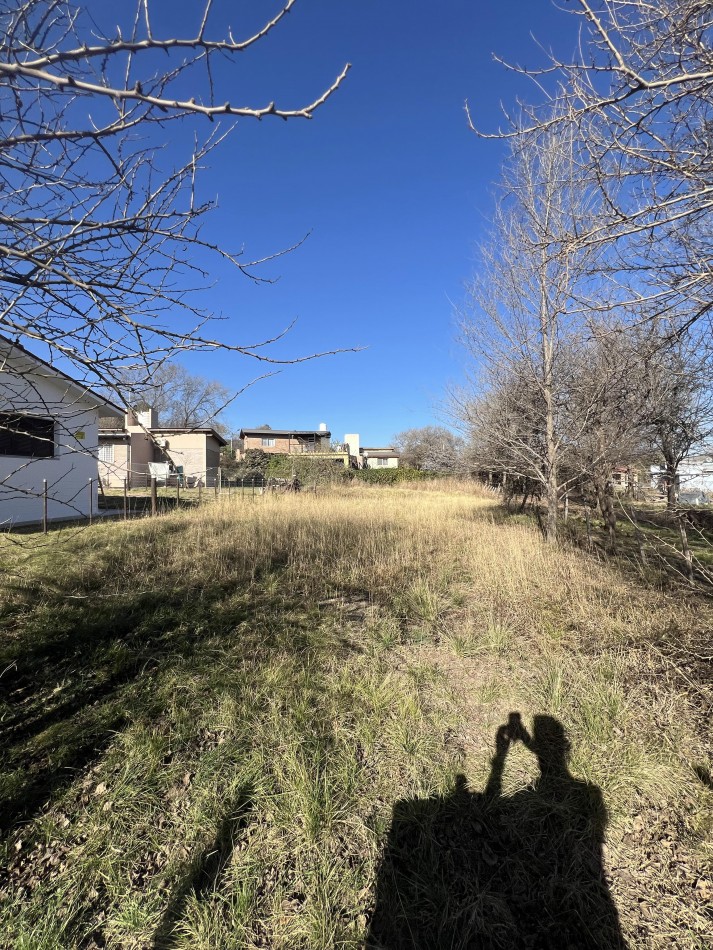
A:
0;483;711;948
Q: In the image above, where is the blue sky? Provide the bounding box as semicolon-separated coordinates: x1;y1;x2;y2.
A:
151;1;581;444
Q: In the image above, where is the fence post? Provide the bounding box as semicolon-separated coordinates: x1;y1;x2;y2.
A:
218;466;222;495
176;477;180;505
678;515;694;584
43;479;48;534
198;481;202;505
88;478;93;525
151;476;157;517
123;478;128;521
585;505;592;549
252;478;255;500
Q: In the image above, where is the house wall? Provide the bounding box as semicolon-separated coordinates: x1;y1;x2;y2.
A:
158;431;220;487
678;457;713;494
98;441;130;487
243;433;329;454
364;456;399;469
0;362;106;525
243;433;291;454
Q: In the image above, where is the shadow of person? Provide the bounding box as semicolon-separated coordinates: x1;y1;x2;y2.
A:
367;714;626;949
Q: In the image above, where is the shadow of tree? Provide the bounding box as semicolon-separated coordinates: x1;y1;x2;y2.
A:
368;714;626;949
0;514;360;833
151;783;254;949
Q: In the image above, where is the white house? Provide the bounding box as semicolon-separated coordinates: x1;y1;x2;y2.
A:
360;446;400;469
0;335;123;526
650;452;713;504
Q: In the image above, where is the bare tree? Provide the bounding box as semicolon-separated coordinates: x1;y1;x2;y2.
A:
393;426;464;472
565;325;654;544
639;329;713;508
126;363;232;430
457;118;599;542
0;0;350;398
474;0;713;332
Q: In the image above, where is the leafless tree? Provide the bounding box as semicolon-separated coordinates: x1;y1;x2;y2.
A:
473;0;713;333
0;0;350;398
456;118;599;542
125;363;232;430
393;426;465;473
565;324;654;544
639;328;713;508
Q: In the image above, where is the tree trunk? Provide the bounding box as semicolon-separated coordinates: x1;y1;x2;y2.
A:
593;473;617;551
665;471;677;510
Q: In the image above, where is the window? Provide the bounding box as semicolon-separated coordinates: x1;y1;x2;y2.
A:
98;444;114;463
0;413;55;458
261;437;276;447
377;457;389;467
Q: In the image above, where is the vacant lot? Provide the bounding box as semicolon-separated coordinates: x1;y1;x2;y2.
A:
0;483;711;948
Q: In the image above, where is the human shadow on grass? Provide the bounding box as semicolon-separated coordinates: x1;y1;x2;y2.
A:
151;783;254;949
368;714;626;950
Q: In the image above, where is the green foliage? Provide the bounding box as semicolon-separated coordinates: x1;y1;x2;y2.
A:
233;449;269;478
351;467;436;485
265;454;347;484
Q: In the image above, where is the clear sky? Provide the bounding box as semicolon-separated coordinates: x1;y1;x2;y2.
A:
150;1;582;444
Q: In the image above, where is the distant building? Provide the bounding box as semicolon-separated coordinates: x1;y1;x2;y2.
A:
239;425;355;467
99;409;227;487
650;452;713;503
360;447;400;469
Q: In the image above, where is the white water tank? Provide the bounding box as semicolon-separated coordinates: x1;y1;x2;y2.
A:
319;422;327;432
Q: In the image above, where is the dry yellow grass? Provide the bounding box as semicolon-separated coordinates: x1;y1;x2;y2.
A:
0;482;711;948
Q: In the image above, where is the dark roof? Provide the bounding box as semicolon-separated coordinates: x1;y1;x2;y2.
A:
362;447;399;455
0;333;124;417
240;427;330;439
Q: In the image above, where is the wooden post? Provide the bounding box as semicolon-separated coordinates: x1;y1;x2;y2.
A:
563;493;569;524
585;505;592;549
678;515;694;584
43;479;48;534
176;477;180;505
198;481;202;505
88;478;93;525
151;476;157;517
217;466;222;495
228;480;231;497
123;478;128;521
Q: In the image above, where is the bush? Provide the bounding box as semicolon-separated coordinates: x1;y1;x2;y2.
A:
352;467;435;485
265;454;347;484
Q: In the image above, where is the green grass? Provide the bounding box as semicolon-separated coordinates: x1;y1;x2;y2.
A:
0;485;711;948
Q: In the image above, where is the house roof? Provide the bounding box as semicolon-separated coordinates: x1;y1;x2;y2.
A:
100;425;228;446
361;447;399;455
239;427;330;439
0;334;124;417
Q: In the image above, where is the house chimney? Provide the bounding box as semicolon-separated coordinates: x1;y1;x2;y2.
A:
345;433;360;459
137;407;158;429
